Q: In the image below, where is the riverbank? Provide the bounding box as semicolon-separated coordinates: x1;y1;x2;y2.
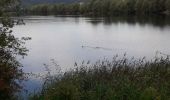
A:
23;0;170;17
30;56;170;100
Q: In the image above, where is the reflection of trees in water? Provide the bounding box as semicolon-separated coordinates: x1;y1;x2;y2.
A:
87;15;170;28
0;1;30;99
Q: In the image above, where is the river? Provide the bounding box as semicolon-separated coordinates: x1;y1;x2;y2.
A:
13;15;170;96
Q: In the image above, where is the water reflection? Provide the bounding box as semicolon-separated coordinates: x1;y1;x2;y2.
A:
13;16;170;73
12;16;170;97
87;15;170;28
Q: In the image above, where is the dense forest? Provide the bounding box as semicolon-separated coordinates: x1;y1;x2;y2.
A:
25;0;170;16
21;0;86;6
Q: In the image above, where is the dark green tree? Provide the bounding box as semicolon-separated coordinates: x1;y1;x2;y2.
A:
27;0;170;16
165;0;170;12
0;0;30;99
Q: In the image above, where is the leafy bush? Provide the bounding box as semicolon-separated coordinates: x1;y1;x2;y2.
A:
0;0;30;99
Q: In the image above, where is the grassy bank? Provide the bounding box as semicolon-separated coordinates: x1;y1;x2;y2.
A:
24;0;170;16
30;56;170;100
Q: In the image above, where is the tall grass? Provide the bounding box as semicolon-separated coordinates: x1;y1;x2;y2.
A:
30;55;170;100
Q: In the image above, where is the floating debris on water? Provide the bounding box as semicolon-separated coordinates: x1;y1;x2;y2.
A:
81;45;124;51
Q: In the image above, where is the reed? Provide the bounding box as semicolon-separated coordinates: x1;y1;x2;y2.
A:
30;55;170;100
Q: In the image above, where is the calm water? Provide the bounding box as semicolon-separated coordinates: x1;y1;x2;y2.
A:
13;16;170;94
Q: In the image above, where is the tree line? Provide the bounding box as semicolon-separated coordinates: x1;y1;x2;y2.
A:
26;0;170;16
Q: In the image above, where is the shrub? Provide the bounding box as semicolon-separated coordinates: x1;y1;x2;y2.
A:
31;56;170;100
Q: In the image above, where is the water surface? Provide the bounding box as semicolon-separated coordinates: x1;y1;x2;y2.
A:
13;16;170;94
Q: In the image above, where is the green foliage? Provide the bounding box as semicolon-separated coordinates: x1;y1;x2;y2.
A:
29;3;81;15
165;0;170;11
27;0;170;16
31;56;170;100
30;4;52;15
139;87;160;100
0;0;30;99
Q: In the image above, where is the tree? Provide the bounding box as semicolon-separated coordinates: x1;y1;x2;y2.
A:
27;0;170;16
165;0;170;12
0;0;30;99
